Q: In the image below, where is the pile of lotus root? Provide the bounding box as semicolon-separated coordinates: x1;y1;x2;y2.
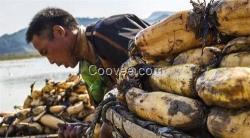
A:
112;0;250;137
0;74;99;137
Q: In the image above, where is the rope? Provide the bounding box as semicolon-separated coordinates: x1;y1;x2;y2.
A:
128;40;140;58
85;93;116;138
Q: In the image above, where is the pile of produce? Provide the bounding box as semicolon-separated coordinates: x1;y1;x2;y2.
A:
113;0;250;137
0;74;97;137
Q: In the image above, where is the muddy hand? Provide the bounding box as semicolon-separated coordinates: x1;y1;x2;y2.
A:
58;123;86;138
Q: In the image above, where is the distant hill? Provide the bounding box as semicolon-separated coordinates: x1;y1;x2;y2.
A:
0;29;35;55
145;11;173;24
77;17;102;26
0;12;171;60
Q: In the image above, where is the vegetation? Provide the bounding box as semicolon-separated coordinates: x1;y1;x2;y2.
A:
0;53;40;60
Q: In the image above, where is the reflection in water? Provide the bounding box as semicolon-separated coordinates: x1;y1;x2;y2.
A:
0;57;78;112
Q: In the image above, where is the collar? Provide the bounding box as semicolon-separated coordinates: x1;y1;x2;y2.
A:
73;25;88;61
73;25;96;64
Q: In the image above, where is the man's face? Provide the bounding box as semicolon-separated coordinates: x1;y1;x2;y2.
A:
31;26;78;68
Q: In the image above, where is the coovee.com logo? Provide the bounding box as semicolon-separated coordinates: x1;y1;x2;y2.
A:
88;65;165;76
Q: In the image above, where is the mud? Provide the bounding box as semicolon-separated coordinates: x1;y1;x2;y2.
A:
168;100;195;116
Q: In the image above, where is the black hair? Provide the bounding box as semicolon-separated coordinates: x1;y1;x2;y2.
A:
26;7;78;43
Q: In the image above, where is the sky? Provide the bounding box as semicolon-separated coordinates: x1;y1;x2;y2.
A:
0;0;193;36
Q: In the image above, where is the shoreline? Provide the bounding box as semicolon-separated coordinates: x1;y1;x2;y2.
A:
0;53;41;61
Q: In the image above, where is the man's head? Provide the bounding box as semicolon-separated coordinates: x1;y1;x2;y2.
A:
26;7;79;68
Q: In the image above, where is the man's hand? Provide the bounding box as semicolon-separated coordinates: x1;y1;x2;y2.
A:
58;124;87;138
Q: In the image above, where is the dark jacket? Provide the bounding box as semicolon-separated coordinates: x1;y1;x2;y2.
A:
85;14;149;68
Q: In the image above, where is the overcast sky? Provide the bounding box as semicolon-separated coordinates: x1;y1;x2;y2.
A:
0;0;193;36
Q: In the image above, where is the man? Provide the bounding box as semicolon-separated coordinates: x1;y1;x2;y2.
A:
26;7;149;138
26;7;149;101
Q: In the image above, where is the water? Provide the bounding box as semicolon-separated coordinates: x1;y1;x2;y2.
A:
0;57;78;112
